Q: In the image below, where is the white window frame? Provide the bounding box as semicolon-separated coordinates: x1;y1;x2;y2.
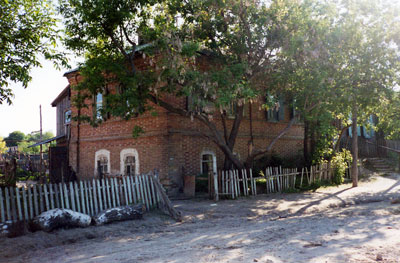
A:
120;148;140;175
200;150;217;175
95;149;110;175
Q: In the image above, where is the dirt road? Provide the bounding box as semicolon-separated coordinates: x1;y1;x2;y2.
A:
1;173;400;263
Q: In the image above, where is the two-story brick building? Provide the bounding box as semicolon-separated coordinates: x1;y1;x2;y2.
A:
51;55;304;197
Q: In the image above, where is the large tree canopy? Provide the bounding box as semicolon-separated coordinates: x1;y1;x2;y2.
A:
0;0;67;104
60;0;400;176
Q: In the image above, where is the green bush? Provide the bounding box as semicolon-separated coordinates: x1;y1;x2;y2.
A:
331;149;352;185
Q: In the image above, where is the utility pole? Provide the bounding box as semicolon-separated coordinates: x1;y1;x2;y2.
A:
40;105;43;182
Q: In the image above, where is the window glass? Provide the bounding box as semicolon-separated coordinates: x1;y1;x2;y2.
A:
97;155;108;174
124;155;136;176
96;93;103;120
64;110;72;124
201;154;214;175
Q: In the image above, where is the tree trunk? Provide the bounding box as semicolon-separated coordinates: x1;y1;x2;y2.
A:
351;107;358;187
303;119;311;165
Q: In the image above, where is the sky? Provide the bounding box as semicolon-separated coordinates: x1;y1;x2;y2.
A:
0;58;71;138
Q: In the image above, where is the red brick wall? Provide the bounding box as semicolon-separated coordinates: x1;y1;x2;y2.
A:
63;67;304;196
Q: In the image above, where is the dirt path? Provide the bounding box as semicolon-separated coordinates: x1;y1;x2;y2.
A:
1;174;400;263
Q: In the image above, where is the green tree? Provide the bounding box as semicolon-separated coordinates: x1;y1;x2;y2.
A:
5;131;25;147
18;131;55;154
60;0;316;169
0;0;67;105
0;137;7;154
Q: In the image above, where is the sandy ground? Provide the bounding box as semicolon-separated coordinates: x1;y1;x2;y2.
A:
1;173;400;263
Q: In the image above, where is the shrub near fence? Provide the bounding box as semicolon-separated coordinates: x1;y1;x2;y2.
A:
213;163;349;201
0;173;163;223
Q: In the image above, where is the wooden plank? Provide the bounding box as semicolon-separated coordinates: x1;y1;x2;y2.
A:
63;183;69;209
126;176;133;205
27;186;33;219
101;179;107;209
92;179;98;214
122;176;129;206
251;169;257;196
38;185;44;213
244;169;249;196
97;179;103;212
75;182;81;212
54;184;60;208
0;188;4;223
88;180;94;216
138;175;145;206
80;181;86;214
22;187;28;220
114;178;120;207
130;176;137;204
225;171;229;195
84;181;90;215
134;175;141;205
10;187;17;220
49;184;55;209
69;182;76;211
5;188;11;221
44;184;50;211
59;183;64;209
213;172;219;201
141;175;150;210
33;185;40;214
230;171;234;199
105;178;112;209
234;170;240;197
145;174;153;208
149;175;157;207
15;187;22;221
110;178;116;208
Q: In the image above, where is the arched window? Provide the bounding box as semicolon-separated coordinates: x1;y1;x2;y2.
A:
120;148;139;176
200;150;217;175
95;149;110;176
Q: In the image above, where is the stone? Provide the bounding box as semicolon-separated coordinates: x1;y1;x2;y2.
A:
376;253;383;261
93;204;144;225
33;208;91;232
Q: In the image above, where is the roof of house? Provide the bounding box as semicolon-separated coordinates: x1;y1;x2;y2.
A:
28;134;66;148
51;85;70;107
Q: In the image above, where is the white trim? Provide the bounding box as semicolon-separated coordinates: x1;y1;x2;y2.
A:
200;150;217;175
94;149;110;175
120;148;140;175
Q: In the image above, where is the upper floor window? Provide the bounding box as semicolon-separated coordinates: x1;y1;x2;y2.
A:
64;110;72;124
95;92;103;120
265;95;284;122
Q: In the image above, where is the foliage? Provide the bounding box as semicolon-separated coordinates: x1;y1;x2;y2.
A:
0;0;68;104
17;131;55;154
5;131;25;147
0;137;7;154
59;0;400;172
330;149;352;185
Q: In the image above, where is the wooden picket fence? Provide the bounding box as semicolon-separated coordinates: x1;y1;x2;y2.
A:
213;163;342;201
0;173;162;223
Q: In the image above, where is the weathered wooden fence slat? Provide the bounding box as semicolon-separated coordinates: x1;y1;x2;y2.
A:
0;172;168;223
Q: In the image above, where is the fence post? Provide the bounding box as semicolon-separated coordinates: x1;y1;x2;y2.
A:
0;188;4;223
213;172;219;201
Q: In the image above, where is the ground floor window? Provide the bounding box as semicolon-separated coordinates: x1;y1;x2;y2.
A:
95;149;110;177
200;151;217;175
120;148;139;176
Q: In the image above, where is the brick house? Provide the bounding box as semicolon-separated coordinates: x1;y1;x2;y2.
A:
52;55;304;197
